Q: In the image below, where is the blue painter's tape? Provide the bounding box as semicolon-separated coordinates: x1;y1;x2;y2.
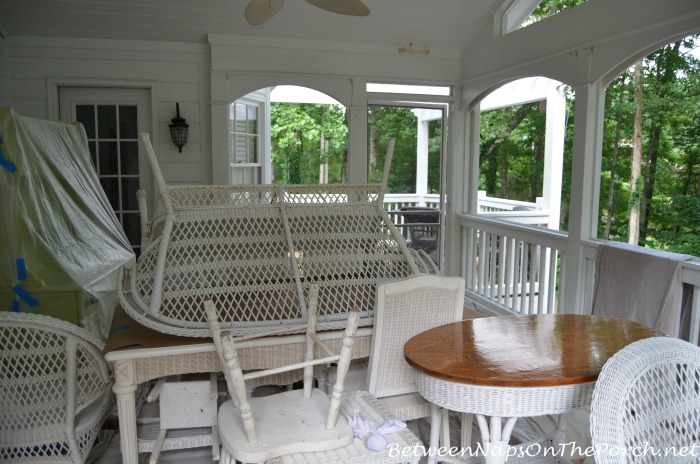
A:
12;298;20;312
12;285;39;308
0;153;16;173
16;259;27;281
109;325;129;336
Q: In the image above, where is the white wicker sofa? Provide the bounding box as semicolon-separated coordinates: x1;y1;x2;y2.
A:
118;134;429;337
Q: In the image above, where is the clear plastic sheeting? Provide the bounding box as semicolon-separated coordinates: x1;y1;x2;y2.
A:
0;108;134;340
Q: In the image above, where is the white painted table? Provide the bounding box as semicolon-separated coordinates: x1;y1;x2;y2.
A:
104;326;373;464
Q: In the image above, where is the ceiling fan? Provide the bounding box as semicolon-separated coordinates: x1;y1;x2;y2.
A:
245;0;370;26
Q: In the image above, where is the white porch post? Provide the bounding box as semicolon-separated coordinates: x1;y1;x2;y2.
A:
560;79;605;314
542;84;566;230
416;118;429;205
444;93;478;278
347;79;368;183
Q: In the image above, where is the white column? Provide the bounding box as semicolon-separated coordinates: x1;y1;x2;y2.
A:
561;80;605;314
347;79;368;183
416;118;429;205
542;85;566;230
444;95;477;277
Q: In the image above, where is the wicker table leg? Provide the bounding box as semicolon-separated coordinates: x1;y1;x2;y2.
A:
475;414;518;464
112;359;140;464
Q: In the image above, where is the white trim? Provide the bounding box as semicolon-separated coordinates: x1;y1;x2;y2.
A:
47;78;158;140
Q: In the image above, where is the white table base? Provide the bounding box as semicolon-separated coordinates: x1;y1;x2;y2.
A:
415;372;594;464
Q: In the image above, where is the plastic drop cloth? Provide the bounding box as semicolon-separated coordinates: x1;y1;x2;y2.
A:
0;108;134;340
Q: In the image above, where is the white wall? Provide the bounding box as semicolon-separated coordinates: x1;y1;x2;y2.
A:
208;34;461;184
0;35;9;108
5;36;212;185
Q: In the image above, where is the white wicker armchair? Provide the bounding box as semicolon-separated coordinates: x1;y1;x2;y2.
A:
590;336;700;463
119;133;421;338
0;312;113;464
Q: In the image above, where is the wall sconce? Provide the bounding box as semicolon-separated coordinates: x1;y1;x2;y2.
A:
169;102;189;153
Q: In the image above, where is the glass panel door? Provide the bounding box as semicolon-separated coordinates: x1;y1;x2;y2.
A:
60;87;152;257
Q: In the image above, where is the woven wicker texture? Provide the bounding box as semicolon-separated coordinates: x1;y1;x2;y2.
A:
415;373;595;418
590;336;700;463
119;133;419;337
369;275;465;400
327;275;465;422
0;312;113;463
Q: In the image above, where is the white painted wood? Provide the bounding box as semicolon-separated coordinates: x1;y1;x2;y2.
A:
147;377;166;403
160;381;217;429
205;289;363;463
561;81;606;314
0;37;8;107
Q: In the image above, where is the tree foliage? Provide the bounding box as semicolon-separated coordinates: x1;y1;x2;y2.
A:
270;102;442;194
478;32;700;255
270;103;348;184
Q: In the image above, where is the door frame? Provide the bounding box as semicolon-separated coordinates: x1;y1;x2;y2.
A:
49;78;158;251
48;77;157;141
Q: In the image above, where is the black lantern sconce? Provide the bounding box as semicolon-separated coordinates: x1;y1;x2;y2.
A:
169;102;189;153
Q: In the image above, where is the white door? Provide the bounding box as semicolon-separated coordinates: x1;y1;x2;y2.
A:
59;87;152;256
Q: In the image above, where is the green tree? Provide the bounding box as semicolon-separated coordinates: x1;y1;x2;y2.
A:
270;103;348;184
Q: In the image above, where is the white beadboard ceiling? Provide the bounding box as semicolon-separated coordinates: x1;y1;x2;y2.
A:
0;0;500;52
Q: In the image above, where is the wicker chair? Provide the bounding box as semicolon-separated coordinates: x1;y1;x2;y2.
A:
328;275;471;446
590;336;700;463
0;312;113;464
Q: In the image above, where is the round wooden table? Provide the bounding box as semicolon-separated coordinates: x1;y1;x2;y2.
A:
403;314;665;464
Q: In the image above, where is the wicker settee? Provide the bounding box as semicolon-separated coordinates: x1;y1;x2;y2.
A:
117;133;432;337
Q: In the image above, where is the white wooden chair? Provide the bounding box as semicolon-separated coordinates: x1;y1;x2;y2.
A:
205;283;362;463
0;312;113;463
590;336;700;463
206;284;424;464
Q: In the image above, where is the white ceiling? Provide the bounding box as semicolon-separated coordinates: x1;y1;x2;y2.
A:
0;0;499;52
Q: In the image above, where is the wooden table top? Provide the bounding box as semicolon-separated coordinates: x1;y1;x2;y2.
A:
404;314;666;388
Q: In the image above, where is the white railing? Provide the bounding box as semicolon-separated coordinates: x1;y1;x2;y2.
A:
383;193;440;211
478;191;541;212
457;216;700;344
458;213;568;316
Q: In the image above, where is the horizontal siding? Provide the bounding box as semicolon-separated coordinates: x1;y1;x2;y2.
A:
6;36;209;185
0;36;8;107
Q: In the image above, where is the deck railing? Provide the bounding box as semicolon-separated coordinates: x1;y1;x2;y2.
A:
457;214;700;345
385;193;700;344
458;214;567;316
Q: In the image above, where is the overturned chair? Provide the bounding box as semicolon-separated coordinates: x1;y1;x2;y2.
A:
205;284;422;464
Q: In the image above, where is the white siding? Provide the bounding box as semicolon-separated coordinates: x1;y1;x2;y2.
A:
6;36;212;184
0;36;9;107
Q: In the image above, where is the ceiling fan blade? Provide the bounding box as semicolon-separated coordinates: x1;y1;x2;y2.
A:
304;0;370;17
245;0;285;25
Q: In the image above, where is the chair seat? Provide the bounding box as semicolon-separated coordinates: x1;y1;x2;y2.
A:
268;392;423;464
218;387;355;463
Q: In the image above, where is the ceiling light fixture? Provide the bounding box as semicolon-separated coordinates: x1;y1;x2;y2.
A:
399;44;430;56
